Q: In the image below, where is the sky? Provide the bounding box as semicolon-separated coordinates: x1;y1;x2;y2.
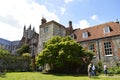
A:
0;0;120;41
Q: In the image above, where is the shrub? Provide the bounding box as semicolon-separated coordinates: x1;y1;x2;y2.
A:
95;61;103;75
108;67;120;74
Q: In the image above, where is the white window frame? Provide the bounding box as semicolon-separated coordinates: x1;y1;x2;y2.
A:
70;33;75;39
103;26;110;34
104;41;113;56
82;32;88;38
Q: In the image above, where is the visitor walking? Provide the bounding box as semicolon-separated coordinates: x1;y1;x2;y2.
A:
91;64;96;76
103;64;108;76
88;63;92;77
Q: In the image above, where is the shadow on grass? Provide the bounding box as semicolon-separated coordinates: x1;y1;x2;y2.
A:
91;76;100;79
42;72;86;77
42;72;101;78
0;73;6;78
41;71;101;79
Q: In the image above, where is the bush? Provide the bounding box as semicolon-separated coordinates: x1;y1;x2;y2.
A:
95;61;103;75
0;54;31;72
108;67;120;74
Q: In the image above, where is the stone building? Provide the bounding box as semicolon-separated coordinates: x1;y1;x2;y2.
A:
73;20;120;66
19;25;39;57
0;38;20;54
37;18;73;53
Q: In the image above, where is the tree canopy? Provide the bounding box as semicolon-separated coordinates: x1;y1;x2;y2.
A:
17;44;30;55
36;36;94;73
0;48;10;57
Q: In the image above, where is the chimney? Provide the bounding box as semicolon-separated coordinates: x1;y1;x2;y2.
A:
69;21;72;27
115;19;119;24
69;21;73;30
41;17;47;25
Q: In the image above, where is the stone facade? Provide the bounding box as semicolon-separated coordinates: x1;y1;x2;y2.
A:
37;18;68;53
19;25;39;56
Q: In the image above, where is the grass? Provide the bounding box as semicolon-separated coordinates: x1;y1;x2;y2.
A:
0;72;120;80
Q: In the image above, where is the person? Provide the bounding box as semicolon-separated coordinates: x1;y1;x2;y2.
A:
91;64;96;76
88;63;92;77
103;64;108;76
39;66;43;72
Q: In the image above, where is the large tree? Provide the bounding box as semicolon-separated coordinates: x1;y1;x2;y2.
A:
17;44;30;55
36;36;94;73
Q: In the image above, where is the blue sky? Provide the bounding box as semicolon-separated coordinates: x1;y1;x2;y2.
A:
0;0;120;41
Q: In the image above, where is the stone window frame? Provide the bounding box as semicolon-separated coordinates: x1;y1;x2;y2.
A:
44;26;48;33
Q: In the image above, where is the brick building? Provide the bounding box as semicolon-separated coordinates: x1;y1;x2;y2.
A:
73;20;120;66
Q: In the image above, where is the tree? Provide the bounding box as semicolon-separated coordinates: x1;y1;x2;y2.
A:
0;48;10;56
17;44;30;55
36;36;94;73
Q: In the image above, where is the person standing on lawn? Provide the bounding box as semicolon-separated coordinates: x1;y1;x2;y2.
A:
88;62;92;77
91;64;96;76
103;64;108;76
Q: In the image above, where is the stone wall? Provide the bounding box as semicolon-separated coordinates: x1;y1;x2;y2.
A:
38;23;66;53
80;36;120;67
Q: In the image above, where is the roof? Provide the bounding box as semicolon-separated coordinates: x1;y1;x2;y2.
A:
40;20;66;29
73;22;120;42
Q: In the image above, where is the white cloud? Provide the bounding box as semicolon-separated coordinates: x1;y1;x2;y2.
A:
65;0;73;4
60;7;66;15
0;22;22;41
73;20;90;29
0;0;59;41
91;15;98;21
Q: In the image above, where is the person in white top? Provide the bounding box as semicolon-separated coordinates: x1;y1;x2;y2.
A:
103;64;108;75
88;62;92;77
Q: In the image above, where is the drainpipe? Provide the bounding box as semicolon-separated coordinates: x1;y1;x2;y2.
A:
97;39;101;60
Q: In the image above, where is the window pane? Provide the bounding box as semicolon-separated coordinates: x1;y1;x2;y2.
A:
103;27;110;33
104;41;112;55
89;44;94;52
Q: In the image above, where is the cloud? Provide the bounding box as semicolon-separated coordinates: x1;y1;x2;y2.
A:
60;7;66;15
73;20;90;29
0;22;22;41
91;15;98;21
65;0;73;4
0;0;59;41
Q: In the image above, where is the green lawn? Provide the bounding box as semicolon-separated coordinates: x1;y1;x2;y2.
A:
0;72;120;80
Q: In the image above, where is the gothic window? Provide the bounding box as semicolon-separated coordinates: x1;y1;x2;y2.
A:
82;32;88;38
104;41;112;56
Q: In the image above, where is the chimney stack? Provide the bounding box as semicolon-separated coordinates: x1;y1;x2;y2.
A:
116;19;119;24
69;21;72;27
41;17;47;25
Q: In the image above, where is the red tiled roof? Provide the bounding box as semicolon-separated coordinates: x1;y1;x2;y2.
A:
73;22;120;42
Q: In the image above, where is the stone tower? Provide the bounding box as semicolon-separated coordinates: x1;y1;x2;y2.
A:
37;18;67;54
